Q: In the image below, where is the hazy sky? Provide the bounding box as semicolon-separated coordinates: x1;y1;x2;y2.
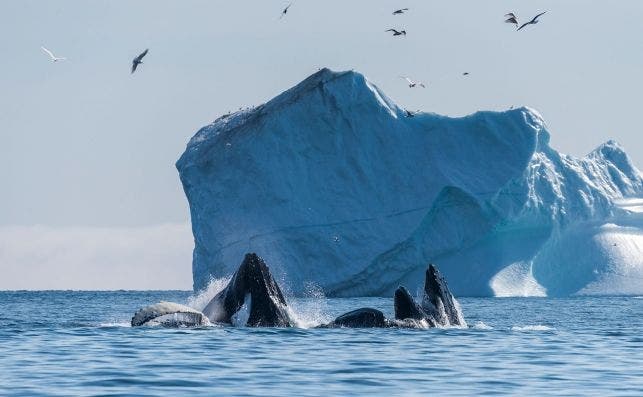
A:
3;1;643;288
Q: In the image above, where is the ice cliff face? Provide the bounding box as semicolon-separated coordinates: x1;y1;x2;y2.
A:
177;68;643;297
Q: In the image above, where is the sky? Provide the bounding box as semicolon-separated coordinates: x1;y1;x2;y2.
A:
3;1;643;289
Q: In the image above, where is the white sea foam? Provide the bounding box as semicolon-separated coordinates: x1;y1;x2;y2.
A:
511;325;554;331
472;321;493;330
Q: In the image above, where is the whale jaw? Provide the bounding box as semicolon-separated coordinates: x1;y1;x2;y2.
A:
422;264;466;327
325;264;465;328
203;253;293;327
392;264;465;327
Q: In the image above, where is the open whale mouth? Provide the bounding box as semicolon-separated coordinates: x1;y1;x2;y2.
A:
131;254;466;329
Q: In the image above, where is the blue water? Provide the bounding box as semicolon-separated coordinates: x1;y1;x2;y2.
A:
0;292;642;396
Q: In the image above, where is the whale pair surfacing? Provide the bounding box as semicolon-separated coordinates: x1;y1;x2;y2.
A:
131;253;465;328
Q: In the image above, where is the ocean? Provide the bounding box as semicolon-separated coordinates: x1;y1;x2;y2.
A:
0;291;641;396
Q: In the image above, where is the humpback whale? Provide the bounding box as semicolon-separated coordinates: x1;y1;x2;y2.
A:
202;253;293;327
324;264;466;328
131;254;465;328
132;253;294;327
323;308;389;328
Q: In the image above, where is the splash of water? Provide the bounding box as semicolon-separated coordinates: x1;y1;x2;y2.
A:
453;299;468;328
286;282;332;328
185;276;232;311
472;321;493;330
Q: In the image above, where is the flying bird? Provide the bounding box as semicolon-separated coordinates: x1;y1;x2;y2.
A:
400;76;425;88
504;12;518;26
131;49;148;74
393;8;409;15
386;28;407;36
462;72;469;76
41;46;66;62
517;11;546;31
279;3;292;19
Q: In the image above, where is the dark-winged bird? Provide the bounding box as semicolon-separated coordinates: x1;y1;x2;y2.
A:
386;28;407;36
504;12;518;26
462;72;469;76
517;11;546;31
279;3;292;19
131;49;148;74
393;8;409;15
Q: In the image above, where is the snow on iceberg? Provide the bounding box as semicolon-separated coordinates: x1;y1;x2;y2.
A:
177;68;643;297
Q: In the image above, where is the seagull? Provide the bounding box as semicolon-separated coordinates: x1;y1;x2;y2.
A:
462;72;470;76
41;46;66;62
517;11;546;31
393;8;409;15
400;76;425;88
504;12;518;27
131;49;148;74
405;110;415;117
279;3;292;19
386;28;407;36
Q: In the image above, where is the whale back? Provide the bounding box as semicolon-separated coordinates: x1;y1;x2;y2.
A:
131;301;208;327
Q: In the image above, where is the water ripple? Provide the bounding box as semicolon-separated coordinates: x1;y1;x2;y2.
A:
0;292;642;396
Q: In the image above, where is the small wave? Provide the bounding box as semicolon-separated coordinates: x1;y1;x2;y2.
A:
511;325;553;331
98;322;131;328
472;321;493;330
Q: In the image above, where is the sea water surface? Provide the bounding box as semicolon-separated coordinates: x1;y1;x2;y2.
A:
0;291;642;396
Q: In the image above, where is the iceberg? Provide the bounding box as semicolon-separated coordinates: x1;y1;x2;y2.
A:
177;68;643;297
